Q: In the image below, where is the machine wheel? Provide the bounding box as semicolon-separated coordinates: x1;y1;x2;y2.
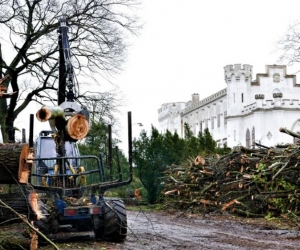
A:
94;198;127;242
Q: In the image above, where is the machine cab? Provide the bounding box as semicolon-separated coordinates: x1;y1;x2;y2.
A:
31;130;80;186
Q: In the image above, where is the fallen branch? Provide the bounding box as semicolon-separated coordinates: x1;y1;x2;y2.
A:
0;199;59;250
272;161;289;180
279;127;300;139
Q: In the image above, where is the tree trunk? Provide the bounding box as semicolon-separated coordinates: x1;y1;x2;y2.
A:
0;99;8;143
6;72;19;142
0;44;7;143
0;143;29;184
36;106;65;122
279;127;300;139
5;119;15;143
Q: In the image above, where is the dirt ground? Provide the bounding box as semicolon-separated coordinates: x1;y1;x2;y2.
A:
39;209;300;250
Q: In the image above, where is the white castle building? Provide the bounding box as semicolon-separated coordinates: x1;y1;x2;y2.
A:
158;64;300;148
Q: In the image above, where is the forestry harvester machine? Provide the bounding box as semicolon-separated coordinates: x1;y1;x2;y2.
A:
0;17;133;242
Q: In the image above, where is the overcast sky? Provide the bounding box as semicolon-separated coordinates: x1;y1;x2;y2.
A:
113;0;300;153
12;0;300;155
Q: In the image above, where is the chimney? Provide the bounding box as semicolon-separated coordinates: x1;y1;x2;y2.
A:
192;93;199;103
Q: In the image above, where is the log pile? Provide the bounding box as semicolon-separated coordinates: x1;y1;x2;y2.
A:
162;129;300;218
0;192;36;223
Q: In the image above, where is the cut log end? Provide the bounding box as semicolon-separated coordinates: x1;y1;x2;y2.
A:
0;143;29;184
36;107;52;122
36;106;65;122
66;114;89;140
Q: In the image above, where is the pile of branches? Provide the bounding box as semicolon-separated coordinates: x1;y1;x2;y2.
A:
162;128;300;219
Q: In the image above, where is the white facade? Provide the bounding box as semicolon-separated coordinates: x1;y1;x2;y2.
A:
158;102;185;136
158;64;300;148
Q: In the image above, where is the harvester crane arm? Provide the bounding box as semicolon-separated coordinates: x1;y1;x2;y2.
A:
58;16;75;105
35;16;90;143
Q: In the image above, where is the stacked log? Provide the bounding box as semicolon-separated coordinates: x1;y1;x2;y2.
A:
0;192;35;223
162;134;300;218
0;143;31;184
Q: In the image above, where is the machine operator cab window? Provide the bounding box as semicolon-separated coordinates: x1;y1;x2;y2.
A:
32;130;80;187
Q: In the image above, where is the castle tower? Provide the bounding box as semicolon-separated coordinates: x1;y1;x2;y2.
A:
224;64;252;116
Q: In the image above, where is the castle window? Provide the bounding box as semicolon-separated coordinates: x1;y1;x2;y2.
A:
217;114;220;127
200;122;202;134
241;93;244;103
273;73;280;83
194;124;197;135
246;129;250;147
224;111;227;125
252;127;255;149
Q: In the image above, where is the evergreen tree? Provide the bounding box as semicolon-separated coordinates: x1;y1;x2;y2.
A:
171;131;186;164
182;123;200;158
198;128;217;155
184;122;193;140
161;130;178;165
133;126;165;204
132;125;221;203
78;120;130;182
78;120;107;156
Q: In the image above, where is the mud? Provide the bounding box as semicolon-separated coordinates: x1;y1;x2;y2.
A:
41;210;300;250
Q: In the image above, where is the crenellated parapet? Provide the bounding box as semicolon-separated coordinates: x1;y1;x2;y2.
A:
182;88;227;116
224;64;252;82
241;98;300;115
158;102;185;121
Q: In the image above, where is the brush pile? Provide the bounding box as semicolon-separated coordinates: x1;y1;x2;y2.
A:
162;128;300;218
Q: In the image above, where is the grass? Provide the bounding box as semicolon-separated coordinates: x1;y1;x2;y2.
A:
126;203;166;212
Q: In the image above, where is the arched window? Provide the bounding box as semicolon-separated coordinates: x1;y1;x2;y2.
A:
246;129;250;147
200;122;203;134
272;88;282;98
252;127;255;148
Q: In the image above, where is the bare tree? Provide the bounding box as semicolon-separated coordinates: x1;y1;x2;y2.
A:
80;86;127;134
277;21;300;69
0;0;141;142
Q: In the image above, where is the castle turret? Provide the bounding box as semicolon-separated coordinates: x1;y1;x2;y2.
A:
224;64;253;117
224;64;252;82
